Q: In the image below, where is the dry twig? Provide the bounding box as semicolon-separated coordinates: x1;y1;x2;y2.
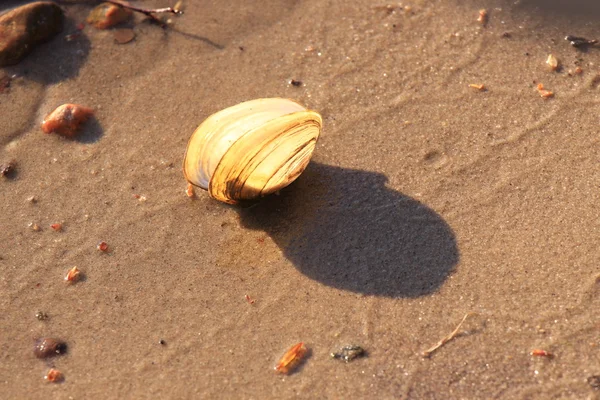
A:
422;312;477;358
58;0;184;27
104;0;183;26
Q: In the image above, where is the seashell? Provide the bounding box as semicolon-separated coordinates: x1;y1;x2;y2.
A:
183;98;322;205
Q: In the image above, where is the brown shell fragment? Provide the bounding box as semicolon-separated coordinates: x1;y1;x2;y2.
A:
34;338;67;358
87;2;132;29
42;104;94;138
536;83;554;98
114;28;135;44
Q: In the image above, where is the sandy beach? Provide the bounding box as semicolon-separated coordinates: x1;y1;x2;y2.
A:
1;0;599;398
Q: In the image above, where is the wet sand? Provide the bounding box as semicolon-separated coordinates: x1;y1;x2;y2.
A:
1;0;599;398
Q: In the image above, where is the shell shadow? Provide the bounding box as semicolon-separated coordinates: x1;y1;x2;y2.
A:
168;27;225;50
238;163;459;298
517;0;600;19
75;115;103;143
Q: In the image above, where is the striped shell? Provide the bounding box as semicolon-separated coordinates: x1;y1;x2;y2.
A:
183;98;322;204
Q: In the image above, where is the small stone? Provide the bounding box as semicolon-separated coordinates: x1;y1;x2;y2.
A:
35;311;49;320
34;338;67;358
589;375;600;390
42;104;94;138
0;2;65;67
0;74;11;93
114;28;135;44
44;368;63;383
87;3;132;29
330;345;366;362
0;160;16;178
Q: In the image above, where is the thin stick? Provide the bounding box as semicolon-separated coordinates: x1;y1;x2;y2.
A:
105;1;183;27
422;312;477;358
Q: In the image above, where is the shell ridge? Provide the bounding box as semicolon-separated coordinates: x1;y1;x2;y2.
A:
232;116;321;200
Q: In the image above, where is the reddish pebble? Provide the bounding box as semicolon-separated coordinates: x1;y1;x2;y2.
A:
34;338;67;358
87;3;132;29
477;9;488;25
97;241;109;252
50;223;62;232
45;368;63;383
185;183;195;198
245;294;256;304
76;22;85;30
65;266;81;283
531;349;553;358
42;104;94;138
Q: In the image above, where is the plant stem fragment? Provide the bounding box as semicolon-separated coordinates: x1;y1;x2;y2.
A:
104;1;183;27
422;312;477;358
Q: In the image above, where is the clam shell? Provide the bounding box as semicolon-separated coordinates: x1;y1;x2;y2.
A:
183;98;322;204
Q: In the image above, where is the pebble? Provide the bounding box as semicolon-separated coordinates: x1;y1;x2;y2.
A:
0;160;16;178
0;2;64;67
87;3;132;29
35;311;49;321
45;368;63;383
42;104;94;138
34;338;67;358
330;345;366;362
